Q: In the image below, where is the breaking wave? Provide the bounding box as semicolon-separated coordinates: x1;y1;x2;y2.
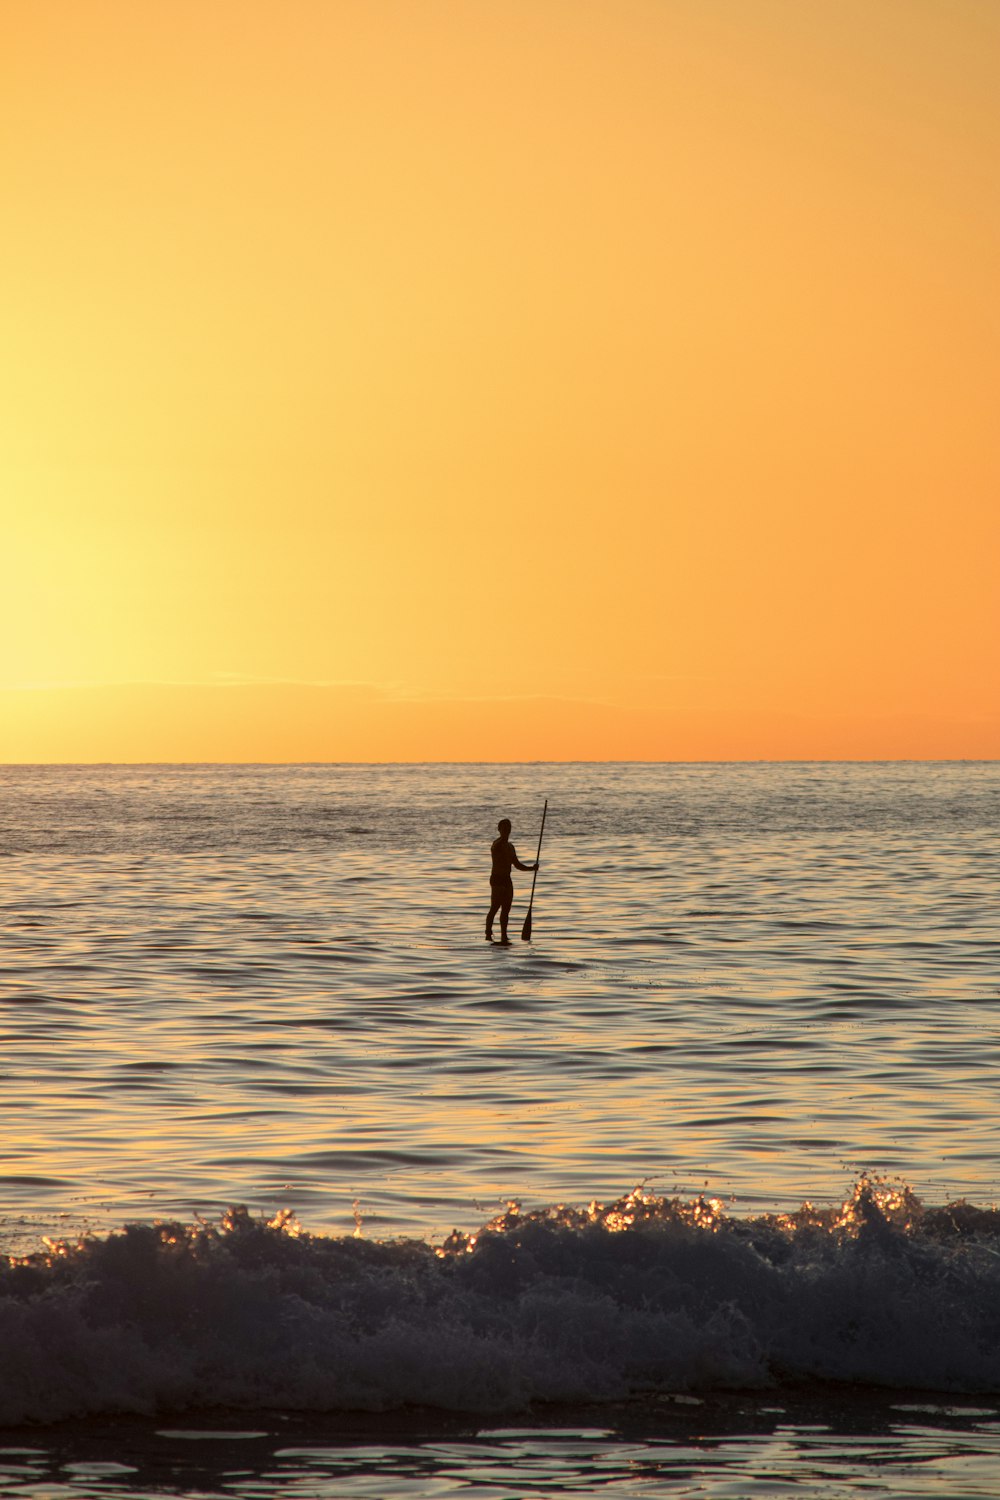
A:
4;1178;1000;1425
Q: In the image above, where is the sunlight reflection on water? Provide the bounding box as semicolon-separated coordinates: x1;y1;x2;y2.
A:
0;762;998;1249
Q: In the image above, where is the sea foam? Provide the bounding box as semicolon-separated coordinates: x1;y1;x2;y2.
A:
3;1179;1000;1426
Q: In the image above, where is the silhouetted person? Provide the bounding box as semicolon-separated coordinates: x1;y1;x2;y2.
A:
486;817;536;943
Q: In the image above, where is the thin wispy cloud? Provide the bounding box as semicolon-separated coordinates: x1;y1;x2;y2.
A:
0;676;618;710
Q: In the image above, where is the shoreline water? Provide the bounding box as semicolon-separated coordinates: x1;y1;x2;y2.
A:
3;1387;998;1500
3;1372;1000;1498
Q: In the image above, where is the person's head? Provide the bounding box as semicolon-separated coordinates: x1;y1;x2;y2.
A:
497;818;511;837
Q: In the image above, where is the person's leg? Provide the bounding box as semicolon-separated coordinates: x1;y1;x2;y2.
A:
486;889;502;939
499;886;513;943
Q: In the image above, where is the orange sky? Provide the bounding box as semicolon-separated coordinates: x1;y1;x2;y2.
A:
3;0;997;761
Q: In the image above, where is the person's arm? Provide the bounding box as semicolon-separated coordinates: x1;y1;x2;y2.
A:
510;844;537;872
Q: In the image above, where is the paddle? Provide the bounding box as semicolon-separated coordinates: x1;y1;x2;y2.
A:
520;799;548;941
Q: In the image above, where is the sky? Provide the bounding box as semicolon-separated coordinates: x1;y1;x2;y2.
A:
3;0;997;761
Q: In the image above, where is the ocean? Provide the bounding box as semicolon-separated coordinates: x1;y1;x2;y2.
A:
2;760;1000;1497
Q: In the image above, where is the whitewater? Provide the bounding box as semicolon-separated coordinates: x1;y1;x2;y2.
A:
1;760;999;1496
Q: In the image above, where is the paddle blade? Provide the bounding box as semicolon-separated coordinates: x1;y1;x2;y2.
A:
521;905;533;941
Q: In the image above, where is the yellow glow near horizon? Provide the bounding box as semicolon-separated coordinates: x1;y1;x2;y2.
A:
2;0;997;760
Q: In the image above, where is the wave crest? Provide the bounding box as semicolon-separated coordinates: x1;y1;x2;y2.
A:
4;1178;1000;1424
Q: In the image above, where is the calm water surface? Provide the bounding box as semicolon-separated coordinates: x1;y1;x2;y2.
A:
1;762;998;1495
2;761;997;1242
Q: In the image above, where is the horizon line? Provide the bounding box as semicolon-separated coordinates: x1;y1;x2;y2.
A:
1;757;996;769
